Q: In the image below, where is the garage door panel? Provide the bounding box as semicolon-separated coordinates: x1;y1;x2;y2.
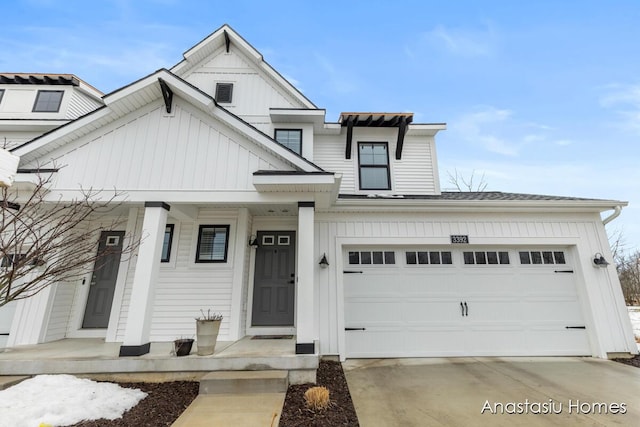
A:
344;247;591;358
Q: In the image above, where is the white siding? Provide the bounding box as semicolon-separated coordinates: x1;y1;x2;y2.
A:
183;46;304;132
313;211;629;356
25;99;292;191
44;282;77;341
314;129;439;195
66;90;103;119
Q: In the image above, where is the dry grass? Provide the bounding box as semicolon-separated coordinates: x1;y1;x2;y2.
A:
304;386;331;411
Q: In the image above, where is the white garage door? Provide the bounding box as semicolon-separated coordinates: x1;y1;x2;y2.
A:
344;247;591;358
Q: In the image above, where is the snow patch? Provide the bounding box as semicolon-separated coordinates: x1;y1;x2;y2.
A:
0;374;147;427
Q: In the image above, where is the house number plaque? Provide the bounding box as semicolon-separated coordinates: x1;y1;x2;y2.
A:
450;235;469;244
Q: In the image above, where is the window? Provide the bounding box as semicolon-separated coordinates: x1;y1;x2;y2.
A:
519;251;566;265
196;225;230;262
274;129;302;155
358;142;391;190
463;251;510;265
33;90;64;112
0;89;4;104
215;83;233;103
1;253;41;268
161;224;174;262
405;251;453;265
348;250;395;265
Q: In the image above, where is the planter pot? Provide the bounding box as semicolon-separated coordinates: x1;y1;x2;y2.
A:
174;338;194;357
196;319;221;356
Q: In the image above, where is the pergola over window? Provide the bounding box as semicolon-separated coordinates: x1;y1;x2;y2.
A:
340;112;413;160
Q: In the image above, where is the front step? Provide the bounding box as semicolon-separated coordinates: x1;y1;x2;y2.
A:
199;370;288;394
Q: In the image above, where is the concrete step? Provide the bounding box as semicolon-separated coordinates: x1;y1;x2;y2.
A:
199;370;288;394
0;375;30;390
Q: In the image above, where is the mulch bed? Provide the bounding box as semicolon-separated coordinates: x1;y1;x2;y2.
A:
279;359;359;427
612;354;640;368
69;381;199;427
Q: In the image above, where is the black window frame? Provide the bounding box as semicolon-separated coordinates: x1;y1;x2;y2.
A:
358;142;391;190
195;224;230;263
161;224;175;263
274;129;303;155
215;83;233;103
32;90;64;112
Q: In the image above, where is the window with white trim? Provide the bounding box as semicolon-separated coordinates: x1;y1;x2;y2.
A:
196;225;230;263
406;251;453;265
519;251;566;265
161;224;174;262
274;129;302;155
348;251;395;265
463;251;510;265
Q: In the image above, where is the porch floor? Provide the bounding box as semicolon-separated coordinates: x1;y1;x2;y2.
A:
0;336;318;376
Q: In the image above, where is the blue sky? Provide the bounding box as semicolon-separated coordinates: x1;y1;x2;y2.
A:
2;0;639;251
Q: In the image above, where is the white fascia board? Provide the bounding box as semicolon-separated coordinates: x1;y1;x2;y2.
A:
269;109;327;128
253;173;336;186
0;119;69;131
406;123;447;136
333;198;628;213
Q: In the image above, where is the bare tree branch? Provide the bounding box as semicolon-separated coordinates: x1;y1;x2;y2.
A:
447;169;488;192
1;171;139;307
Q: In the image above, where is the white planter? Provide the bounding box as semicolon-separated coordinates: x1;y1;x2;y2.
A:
196;320;221;356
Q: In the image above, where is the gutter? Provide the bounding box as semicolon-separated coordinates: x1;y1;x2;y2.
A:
602;205;623;225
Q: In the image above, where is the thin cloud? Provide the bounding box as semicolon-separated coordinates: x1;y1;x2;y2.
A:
314;53;358;94
600;83;640;134
422;24;497;57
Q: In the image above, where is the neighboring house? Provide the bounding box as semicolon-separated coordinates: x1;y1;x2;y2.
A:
0;74;103;348
3;25;637;360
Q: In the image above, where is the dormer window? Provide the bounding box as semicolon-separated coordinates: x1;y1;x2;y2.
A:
215;83;233;103
33;90;64;112
358;142;391;190
274;129;302;155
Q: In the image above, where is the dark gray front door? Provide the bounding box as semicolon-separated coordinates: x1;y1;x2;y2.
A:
82;231;125;328
251;231;296;326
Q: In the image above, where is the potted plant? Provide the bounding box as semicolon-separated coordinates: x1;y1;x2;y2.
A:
195;309;223;356
173;338;194;356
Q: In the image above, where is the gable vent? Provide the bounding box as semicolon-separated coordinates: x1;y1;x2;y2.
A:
215;83;233;103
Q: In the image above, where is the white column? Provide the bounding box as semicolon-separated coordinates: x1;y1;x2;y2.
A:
296;201;315;354
119;202;169;356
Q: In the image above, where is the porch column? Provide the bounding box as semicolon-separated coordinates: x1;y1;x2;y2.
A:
119;202;169;357
296;201;315;354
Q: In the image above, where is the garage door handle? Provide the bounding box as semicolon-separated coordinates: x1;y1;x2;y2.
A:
555;270;574;273
343;271;364;274
464;302;469;317
460;302;464;317
345;327;366;331
565;326;586;329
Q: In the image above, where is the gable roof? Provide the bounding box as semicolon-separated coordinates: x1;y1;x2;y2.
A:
171;24;316;109
11;69;324;173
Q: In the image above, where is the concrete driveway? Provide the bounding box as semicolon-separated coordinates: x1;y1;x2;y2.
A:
343;357;640;426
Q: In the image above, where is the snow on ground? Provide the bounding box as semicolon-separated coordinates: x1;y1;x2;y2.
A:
0;374;147;427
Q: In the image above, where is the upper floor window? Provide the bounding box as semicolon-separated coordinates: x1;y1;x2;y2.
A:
274;129;302;155
161;224;174;262
358;142;390;190
33;90;64;112
0;89;4;105
196;224;230;263
215;83;233;103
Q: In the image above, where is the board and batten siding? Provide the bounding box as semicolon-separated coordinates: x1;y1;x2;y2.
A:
182;45;304;133
116;208;244;342
25;98;292;191
313;129;439;195
313;211;627;356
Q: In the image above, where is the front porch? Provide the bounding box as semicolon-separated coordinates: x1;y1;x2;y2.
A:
0;336;318;380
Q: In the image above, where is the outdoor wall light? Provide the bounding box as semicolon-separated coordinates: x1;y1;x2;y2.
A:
319;253;329;268
593;253;610;268
248;235;259;248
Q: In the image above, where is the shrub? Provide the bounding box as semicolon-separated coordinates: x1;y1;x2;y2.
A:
304;386;330;411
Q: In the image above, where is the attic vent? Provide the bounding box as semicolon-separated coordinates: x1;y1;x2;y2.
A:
215;83;233;103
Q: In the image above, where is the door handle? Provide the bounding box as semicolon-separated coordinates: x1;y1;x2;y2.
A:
460;302;464;317
288;279;295;284
464;302;468;317
345;327;366;331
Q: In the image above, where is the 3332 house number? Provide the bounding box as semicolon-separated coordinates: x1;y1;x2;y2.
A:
450;235;470;244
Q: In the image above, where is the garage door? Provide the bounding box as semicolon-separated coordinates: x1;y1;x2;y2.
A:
344;247;591;358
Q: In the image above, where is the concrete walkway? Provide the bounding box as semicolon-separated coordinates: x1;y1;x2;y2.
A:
344;357;640;427
171;393;285;427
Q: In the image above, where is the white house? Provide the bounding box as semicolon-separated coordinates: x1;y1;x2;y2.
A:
3;25;636;360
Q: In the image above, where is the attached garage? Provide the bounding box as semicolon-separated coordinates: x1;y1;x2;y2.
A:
343;246;591;358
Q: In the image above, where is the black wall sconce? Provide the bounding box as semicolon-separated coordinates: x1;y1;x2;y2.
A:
593;253;610;268
319;253;329;268
248;235;259;248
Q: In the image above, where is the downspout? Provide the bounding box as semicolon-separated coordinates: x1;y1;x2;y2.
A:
602;205;622;225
